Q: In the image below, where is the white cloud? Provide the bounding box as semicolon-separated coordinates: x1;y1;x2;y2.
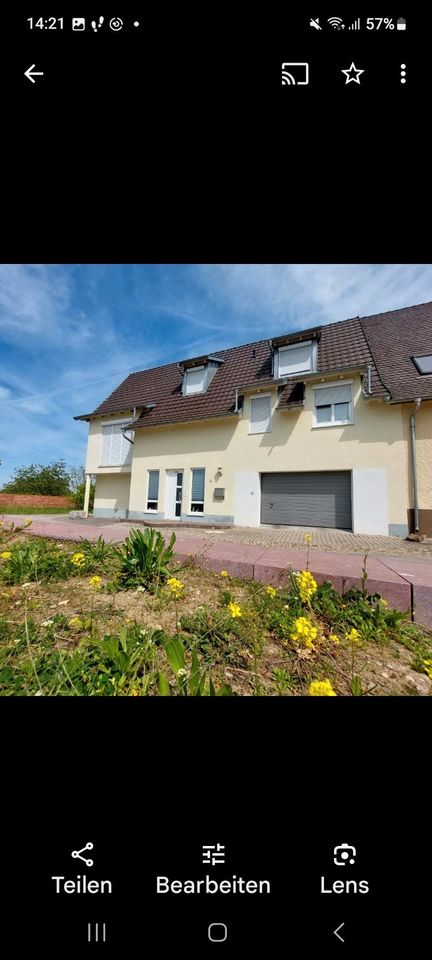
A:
195;263;432;331
0;264;93;346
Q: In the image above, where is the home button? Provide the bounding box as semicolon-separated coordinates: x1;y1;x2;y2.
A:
208;923;228;942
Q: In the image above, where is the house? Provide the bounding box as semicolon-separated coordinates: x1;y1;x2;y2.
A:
75;301;432;537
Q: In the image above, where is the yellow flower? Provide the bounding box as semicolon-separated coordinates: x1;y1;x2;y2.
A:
71;552;86;567
88;575;102;588
423;659;432;679
345;627;360;643
304;533;313;544
266;586;276;597
379;598;388;607
68;616;82;628
220;570;229;578
328;633;340;645
166;576;185;599
308;679;337;697
296;570;318;603
228;602;242;619
290;616;318;649
0;551;12;560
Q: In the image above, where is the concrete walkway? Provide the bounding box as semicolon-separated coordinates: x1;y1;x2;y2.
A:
3;513;432;628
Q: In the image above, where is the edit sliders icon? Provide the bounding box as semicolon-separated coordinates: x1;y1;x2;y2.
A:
281;63;309;85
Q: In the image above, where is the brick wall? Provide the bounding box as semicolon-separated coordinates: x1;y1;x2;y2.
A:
0;494;74;508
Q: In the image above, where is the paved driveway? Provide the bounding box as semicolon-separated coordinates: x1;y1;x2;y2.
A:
3;513;432;559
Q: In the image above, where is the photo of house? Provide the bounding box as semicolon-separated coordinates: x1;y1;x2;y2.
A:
76;301;432;538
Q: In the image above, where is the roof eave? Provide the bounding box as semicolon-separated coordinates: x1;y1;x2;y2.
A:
131;411;239;430
387;396;432;404
74;405;143;422
270;327;323;348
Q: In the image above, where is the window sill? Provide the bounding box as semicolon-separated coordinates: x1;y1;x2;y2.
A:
186;512;204;516
248;430;272;435
312;421;354;429
278;370;311;378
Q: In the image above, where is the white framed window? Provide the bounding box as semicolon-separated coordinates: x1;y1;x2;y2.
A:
184;366;205;395
313;381;353;427
100;420;134;466
147;470;160;511
277;341;314;377
190;468;205;513
249;394;272;434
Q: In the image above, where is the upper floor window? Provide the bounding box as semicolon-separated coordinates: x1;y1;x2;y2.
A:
100;421;134;466
313;382;353;427
412;355;432;374
184;365;205;395
276;340;314;377
249;394;272;434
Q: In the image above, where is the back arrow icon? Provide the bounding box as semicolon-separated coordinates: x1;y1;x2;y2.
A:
333;923;345;942
25;64;44;83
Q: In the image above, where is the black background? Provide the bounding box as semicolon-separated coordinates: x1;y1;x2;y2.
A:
2;5;430;955
4;5;427;260
2;703;427;953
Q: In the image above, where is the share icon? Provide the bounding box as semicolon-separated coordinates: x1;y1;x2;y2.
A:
71;842;94;867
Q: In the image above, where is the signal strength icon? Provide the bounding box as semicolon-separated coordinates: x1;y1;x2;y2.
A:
327;17;344;29
348;18;361;30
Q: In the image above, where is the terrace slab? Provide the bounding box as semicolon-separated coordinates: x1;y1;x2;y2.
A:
197;542;268;579
377;557;432;626
171;537;210;563
339;556;411;612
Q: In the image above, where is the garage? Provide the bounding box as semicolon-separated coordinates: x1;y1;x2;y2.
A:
260;471;352;529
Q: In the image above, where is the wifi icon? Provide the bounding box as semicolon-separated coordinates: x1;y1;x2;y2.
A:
328;17;344;29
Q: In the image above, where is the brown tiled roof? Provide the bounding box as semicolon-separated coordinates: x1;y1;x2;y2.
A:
360;301;432;402
74;301;432;429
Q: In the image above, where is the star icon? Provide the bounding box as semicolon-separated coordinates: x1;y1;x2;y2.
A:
341;62;365;84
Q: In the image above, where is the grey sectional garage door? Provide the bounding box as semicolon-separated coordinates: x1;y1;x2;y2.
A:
261;472;352;529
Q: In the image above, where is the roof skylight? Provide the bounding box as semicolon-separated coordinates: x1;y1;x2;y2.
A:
412;355;432;375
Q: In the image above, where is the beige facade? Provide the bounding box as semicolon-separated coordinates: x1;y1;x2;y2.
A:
80;377;432;536
403;400;432;535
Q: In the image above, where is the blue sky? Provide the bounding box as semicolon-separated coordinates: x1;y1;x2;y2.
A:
1;263;432;485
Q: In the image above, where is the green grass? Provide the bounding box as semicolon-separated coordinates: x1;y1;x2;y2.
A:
0;506;71;515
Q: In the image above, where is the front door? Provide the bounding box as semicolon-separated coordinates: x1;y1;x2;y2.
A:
165;470;183;520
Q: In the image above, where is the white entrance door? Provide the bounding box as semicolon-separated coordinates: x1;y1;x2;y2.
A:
165;470;183;520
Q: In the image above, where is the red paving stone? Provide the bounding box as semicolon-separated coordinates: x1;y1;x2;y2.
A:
6;515;432;624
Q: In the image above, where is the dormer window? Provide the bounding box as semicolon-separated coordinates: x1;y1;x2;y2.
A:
276;340;315;378
184;365;205;395
180;355;224;396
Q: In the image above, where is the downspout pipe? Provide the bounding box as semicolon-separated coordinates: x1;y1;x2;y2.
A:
410;398;422;531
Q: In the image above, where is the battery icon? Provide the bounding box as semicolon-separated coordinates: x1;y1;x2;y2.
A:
397;18;406;30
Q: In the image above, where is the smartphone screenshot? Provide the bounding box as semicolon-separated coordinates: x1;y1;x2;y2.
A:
2;7;429;955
